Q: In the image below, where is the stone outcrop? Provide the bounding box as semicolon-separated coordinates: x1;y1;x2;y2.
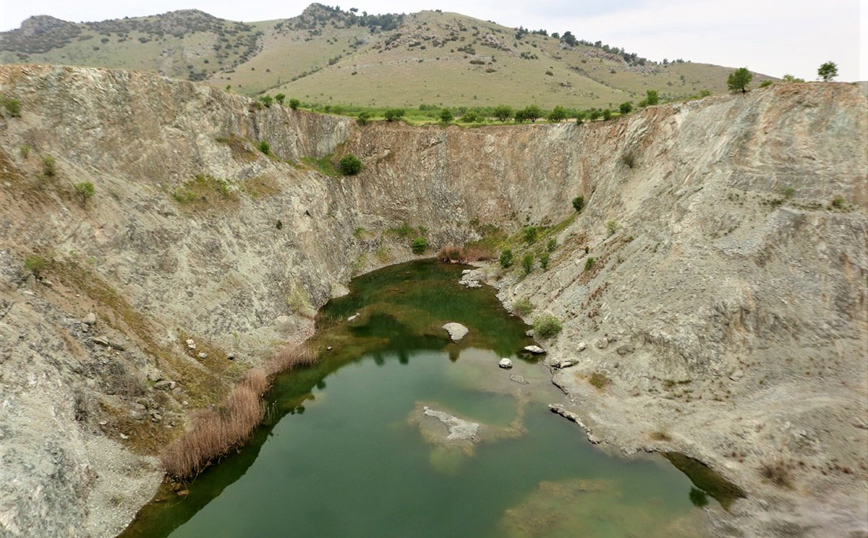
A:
0;65;865;537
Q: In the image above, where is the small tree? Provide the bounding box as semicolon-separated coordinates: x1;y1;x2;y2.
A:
73;182;95;204
521;253;534;275
727;67;753;93
523;226;538;243
588;109;602;121
817;61;838;82
539;252;550;270
411;237;428;254
782;74;805;83
522;105;543;123
572;196;584;213
602;109;612;121
288;98;300;110
439;108;454;124
499;249;514;268
619;102;633;114
493;105;513;122
548;106;567;122
260;95;274;108
513;109;527;123
275;93;286;105
339;154;362;175
356;112;371;126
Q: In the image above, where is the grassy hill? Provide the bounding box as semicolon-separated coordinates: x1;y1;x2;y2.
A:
1;3;773;109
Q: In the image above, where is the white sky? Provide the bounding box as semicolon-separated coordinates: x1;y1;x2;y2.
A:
1;0;864;81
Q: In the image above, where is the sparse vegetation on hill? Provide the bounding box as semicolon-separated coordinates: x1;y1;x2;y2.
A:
0;4;774;109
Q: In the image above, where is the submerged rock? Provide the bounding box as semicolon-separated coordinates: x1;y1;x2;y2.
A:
422;406;479;442
443;322;469;342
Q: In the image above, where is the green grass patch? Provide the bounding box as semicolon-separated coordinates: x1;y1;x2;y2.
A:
301;155;341;177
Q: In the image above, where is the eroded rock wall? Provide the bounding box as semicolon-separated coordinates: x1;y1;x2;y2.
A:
0;65;865;537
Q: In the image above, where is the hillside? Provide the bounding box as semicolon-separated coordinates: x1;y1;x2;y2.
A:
0;64;865;538
0;4;774;109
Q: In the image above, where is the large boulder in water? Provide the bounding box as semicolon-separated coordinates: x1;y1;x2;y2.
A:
443;322;469;342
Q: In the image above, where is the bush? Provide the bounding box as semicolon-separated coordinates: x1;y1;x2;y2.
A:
533;314;562;339
4;98;21;117
548;106;567;122
619;102;633;114
546;238;557;252
439;109;454;124
357;111;371;126
602;109;612;121
258;140;270;155
339;154;362;175
384;108;405;122
513;297;533;316
42;156;56;177
493;105;513;122
831;196;845;209
275;93;286;105
539;252;550;270
759;80;773;88
73;182;95;204
460;111;479;123
411;237;428;254
24;254;48;277
288;98;300;110
572;196;584;212
499;249;514;268
523;226;538;243
607;220;619;236
584;257;596;271
521;253;534;274
259;95;273;108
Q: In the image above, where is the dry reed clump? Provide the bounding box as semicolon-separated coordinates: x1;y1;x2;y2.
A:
437;244;495;263
268;344;318;375
161;369;268;480
161;345;319;480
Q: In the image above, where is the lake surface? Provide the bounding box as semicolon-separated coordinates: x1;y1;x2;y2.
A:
120;260;708;538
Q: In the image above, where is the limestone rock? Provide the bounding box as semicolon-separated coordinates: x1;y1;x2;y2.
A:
82;313;97;325
577;342;587;352
499;358;513;369
443;322;469;342
524;345;546;354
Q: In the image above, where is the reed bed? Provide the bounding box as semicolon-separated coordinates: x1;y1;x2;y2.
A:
161;344;319;480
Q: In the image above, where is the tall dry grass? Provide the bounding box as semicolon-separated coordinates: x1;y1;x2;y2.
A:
437;244;495;263
161;345;320;480
267;344;318;375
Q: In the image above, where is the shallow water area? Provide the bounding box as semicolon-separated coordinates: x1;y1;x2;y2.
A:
120;260;711;538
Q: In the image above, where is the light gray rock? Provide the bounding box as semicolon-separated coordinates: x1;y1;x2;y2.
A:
347;312;360;322
82;313;97;325
524;345;546;354
577;341;587;352
443;322;469;342
422;406;479;441
499;358;513;369
595;337;609;350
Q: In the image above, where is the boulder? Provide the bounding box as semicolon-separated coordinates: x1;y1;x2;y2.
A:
82;313;97;325
577;342;587;352
499;358;513;369
443;322;469;342
524;345;546;354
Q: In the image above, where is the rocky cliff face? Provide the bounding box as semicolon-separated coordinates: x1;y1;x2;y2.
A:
0;65;865;537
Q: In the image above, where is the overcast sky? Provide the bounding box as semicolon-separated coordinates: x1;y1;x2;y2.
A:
1;0;864;81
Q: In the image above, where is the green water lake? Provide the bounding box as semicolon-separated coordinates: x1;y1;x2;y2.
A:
120;260;715;537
